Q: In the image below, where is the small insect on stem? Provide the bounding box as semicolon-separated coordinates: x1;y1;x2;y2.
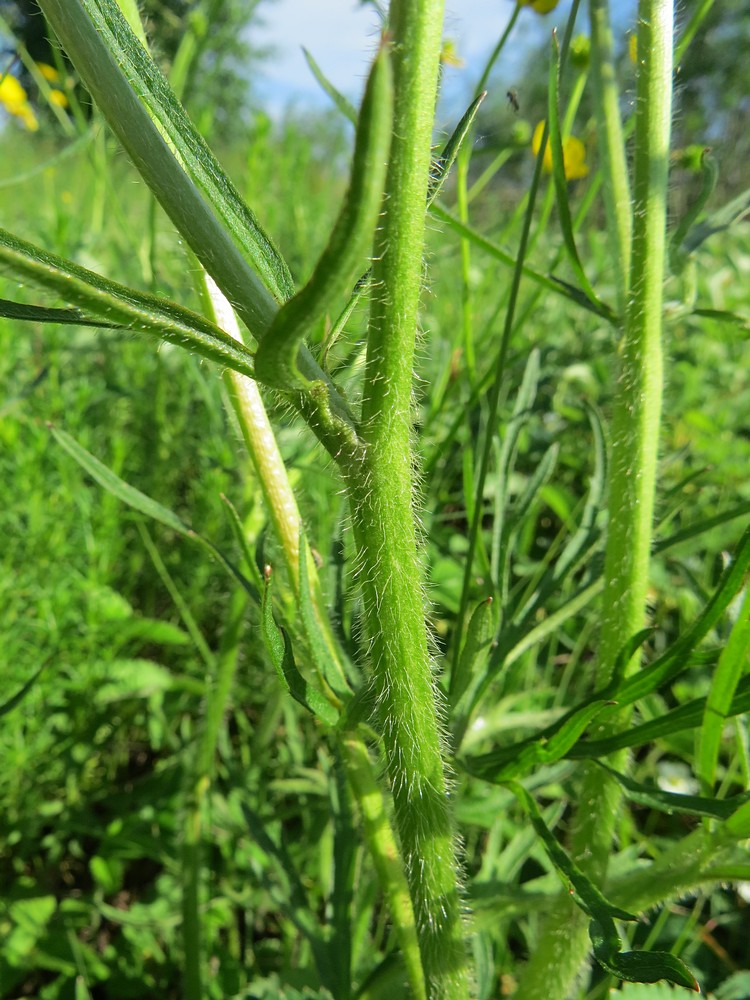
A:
507;88;520;113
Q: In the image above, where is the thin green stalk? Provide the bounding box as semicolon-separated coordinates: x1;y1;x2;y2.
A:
515;3;674;997
346;1;468;995
182;590;247;1000
589;0;632;312
341;736;427;1000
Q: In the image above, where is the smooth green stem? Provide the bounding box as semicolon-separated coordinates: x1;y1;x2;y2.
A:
589;0;632;314
515;3;674;998
201;274;349;691
348;1;468;995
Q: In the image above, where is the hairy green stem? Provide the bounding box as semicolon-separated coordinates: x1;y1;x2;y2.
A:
515;3;674;997
343;1;468;996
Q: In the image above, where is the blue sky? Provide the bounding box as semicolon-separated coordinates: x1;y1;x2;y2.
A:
251;0;637;120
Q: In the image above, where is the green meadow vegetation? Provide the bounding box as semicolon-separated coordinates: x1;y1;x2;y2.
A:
1;0;750;998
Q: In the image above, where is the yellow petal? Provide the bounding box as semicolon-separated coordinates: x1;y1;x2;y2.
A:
49;89;69;109
532;121;589;180
37;62;60;83
562;136;589;180
531;120;553;172
0;74;29;111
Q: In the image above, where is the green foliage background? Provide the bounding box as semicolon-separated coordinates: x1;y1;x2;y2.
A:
1;1;750;998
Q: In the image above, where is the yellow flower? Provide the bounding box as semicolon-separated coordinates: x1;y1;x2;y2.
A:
0;73;30;113
36;62;60;83
49;88;69;109
518;0;561;13
532;120;589;180
0;74;39;131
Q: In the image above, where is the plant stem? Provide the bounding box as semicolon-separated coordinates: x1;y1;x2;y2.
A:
343;1;468;995
589;0;632;313
515;2;674;997
342;736;427;1000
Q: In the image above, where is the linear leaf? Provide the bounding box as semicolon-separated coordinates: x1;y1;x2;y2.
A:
565;671;750;758
303;48;357;125
594;761;750;821
297;527;351;700
0;227;257;379
430;203;616;322
38;0;292;327
261;568;339;726
467;525;750;779
547;33;601;308
1;662;47;718
427;91;486;208
698;581;750;792
0;298;114;327
507;783;636;922
254;47;392;390
51;426;259;602
589;919;699;991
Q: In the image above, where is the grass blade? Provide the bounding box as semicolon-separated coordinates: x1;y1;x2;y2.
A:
430;203;616;323
50;425;259;602
547;32;601;308
303;47;357;124
697;581;750;792
427;91;486;208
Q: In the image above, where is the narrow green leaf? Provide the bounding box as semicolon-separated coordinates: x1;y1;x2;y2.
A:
1;662;47;718
0;228;257;380
594;761;750;821
669;147;718;268
725;799;750;838
297;527;351;700
254;46;393;389
507;783;636;922
219;493;264;594
430;203;616;322
303;47;357;125
698;582;750;791
0;298;114;327
682;181;750;255
509;787;698;991
690;308;750;333
51;426;259;602
589;918;699;991
566;671;750;757
39;0;292;319
466;698;611;783
261;568;339;726
610;627;655;689
52;426;190;536
654;502;750;553
547;33;601;308
450;597;496;707
612;523;750;706
427;91;486;208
